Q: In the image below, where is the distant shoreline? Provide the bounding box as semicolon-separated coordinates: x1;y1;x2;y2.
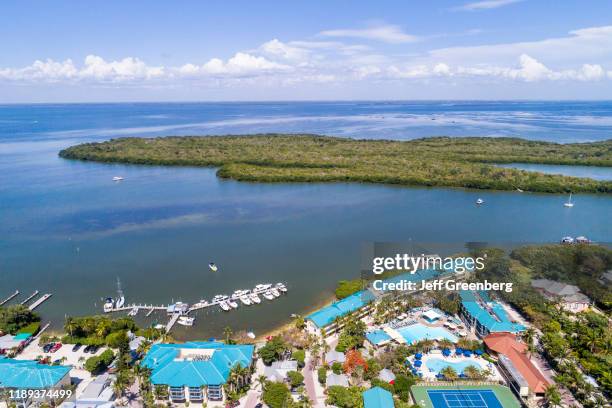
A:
59;134;612;194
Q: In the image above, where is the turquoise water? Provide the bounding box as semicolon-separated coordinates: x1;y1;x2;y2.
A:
1;101;611;340
496;163;612;181
425;357;483;374
396;324;458;344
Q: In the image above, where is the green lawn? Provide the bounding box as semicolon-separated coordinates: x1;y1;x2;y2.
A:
59;134;612;193
411;384;521;408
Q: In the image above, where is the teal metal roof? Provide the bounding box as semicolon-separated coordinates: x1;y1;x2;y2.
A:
141;342;254;387
306;290;375;329
363;386;394;408
460;291;525;333
0;359;70;389
365;329;391;345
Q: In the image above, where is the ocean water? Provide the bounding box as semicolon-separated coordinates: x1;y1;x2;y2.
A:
1;101;611;340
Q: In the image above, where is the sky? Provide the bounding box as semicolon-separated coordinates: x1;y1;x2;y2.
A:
1;0;612;102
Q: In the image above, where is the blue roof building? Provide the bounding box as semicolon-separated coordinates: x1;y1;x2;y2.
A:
363;386;395;408
141;341;254;403
0;358;71;389
460;291;525;337
306;290;375;330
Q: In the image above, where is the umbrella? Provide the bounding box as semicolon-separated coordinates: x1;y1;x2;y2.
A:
414;360;422;367
415;353;423;360
455;347;463;355
475;349;484;355
436;374;444;379
442;348;451;356
463;350;472;357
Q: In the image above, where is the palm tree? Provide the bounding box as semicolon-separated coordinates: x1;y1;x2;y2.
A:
440;366;458;381
544;385;562;408
223;326;233;344
256;375;267;392
523;327;536;358
463;365;481;379
438;339;453;351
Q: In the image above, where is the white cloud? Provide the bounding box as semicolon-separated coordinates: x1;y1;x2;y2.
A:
319;24;419;43
454;0;523;11
259;39;309;61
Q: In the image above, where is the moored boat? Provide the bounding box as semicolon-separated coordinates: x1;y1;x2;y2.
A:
178;316;195;326
249;293;261;304
263;291;275;301
240;295;252;306
219;301;231;311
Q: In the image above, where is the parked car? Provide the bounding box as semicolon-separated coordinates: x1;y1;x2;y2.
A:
72;343;82;352
50;343;62;353
42;343;54;353
83;345;92;353
89;345;99;354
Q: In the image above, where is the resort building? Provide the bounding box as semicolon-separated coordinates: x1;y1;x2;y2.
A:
0;333;32;356
0;358;71;405
263;360;298;383
59;373;115;408
459;291;524;338
363;387;395;408
484;332;550;400
306;290;376;336
141;341;254;403
531;279;591;313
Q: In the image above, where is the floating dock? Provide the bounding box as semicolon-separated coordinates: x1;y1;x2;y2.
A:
0;290;19;306
165;313;180;332
28;293;52;310
21;290;40;305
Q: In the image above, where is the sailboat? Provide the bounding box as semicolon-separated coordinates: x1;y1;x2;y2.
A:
564;193;574;208
208;262;218;272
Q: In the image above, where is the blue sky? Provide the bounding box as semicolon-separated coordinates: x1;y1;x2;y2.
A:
2;0;612;102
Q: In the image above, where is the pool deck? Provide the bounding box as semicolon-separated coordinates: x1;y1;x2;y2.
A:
409;351;502;381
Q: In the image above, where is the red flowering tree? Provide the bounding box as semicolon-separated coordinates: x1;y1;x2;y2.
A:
343;349;368;374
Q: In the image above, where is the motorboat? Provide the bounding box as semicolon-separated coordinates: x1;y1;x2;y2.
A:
476;198;484;205
564;193;574;207
561;236;574;244
240;295;252;306
128;307;139;317
115;278;125;309
103;297;114;313
275;283;287;293
212;295;228;303
254;284;272;291
228;299;239;309
178;316;195;326
575;236;591;244
271;288;280;298
247;332;256;339
249;293;261;304
263;291;275;301
219;301;231;312
208;262;218;272
112;176;124;181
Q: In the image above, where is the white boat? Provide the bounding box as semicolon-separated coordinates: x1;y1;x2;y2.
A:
213;295;228;302
240;295;252;306
476;198;484;205
247;332;256;339
561;236;574;244
516;188;524;193
263;291;275;301
154;324;165;330
103;297;114;313
254;284;272;291
276;283;287;293
128;307;139;317
115;278;125;309
564;193;574;207
112;176;124;181
271;288;280;298
219;301;231;311
575;236;591;244
249;293;261;304
228;299;239;309
178;316;195;326
208;262;218;272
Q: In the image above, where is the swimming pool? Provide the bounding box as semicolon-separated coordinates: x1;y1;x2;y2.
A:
396;323;458;344
426;357;483;374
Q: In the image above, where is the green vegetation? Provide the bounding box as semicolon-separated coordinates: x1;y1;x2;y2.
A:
335;317;367;352
258;336;290;366
0;305;40;335
62;315;138;346
335;279;365;299
292;349;306;367
84;349;114;374
326;385;365;408
287;370;304;389
318;366;328;385
59;134;612;193
262;381;292;408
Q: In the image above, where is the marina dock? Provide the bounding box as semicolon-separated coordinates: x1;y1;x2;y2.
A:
21;290;40;305
28;293;52;310
0;290;20;306
103;282;288;333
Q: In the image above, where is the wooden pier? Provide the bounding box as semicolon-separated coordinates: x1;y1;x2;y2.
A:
165;313;180;332
21;290;40;305
0;290;19;306
28;293;52;310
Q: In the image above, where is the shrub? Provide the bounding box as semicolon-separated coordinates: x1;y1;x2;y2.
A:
262;381;291;408
317;366;327;385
